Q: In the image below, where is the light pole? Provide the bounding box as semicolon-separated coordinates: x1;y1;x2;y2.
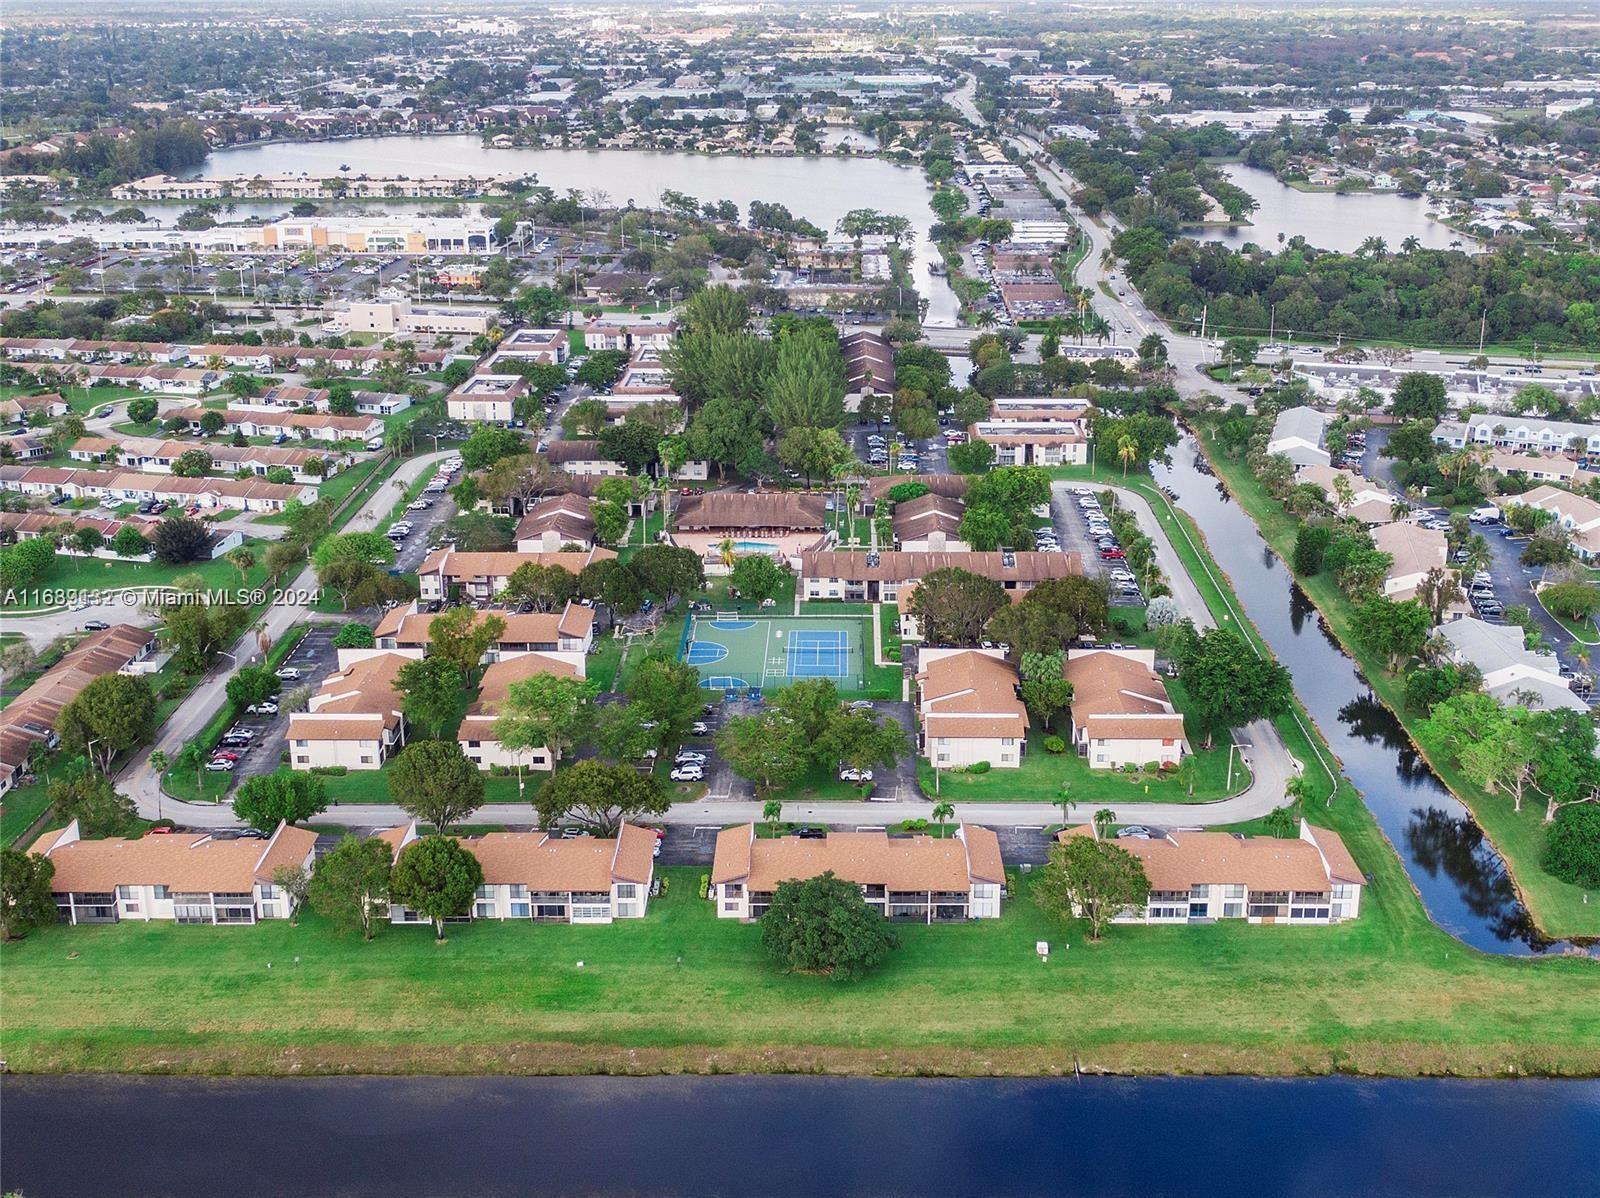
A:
1226;742;1247;792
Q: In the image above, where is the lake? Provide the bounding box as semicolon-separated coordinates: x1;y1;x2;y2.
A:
194;135;960;325
1184;163;1469;254
4;1074;1597;1197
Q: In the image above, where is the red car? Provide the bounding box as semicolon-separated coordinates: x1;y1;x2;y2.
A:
210;750;242;762
1099;548;1125;560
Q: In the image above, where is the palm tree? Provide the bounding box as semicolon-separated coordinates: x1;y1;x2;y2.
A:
762;798;783;834
1357;236;1388;258
930;800;955;838
1084;311;1112;345
1176;753;1199;796
1117;434;1139;477
1138;331;1167;367
1400;235;1422;255
718;537;736;569
227;547;256;583
1093;808;1117;839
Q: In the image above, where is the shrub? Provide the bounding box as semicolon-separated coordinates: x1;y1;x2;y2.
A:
698;873;710;899
968;761;991;774
1122;763;1137;774
310;765;348;777
1042;735;1066;754
1143;760;1159;772
1541;804;1600;889
658;874;669;895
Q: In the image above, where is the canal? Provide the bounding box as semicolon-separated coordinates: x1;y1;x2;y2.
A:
1156;436;1593;956
192;135;962;325
3;1074;1597;1197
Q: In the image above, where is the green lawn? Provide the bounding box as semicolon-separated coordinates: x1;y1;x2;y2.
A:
1;538;274;613
918;722;1245;806
321;768;531;806
0;779;54;848
1;864;1596;1078
1195;423;1600;939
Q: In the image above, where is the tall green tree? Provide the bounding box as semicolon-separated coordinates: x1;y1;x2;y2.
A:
308;835;393;941
232;770;328;832
0;847;57;941
388;740;484;833
494;673;595;769
1033;834;1151;941
397;656;466;739
54;674;157;773
390;835;484;940
1179;627;1293;748
760;872;898;980
532;760;671;836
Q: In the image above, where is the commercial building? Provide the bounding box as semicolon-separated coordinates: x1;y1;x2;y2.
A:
338;299;492;338
1058;822;1364;925
710;823;1005;922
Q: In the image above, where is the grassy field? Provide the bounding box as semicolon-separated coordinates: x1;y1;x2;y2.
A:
1;864;1596;1078
1;538;274;613
1194;424;1600;939
318;766;530;806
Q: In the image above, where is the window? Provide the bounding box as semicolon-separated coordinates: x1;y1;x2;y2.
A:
510;902;531;918
475;885;494;899
615;884;636;900
724;882;743;897
259;885;278;900
360;755;374;765
153;885;170;900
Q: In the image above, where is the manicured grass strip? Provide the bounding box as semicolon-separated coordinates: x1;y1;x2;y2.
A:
1;866;1596;1078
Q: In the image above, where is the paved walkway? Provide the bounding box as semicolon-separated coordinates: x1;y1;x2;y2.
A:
122;450;455;822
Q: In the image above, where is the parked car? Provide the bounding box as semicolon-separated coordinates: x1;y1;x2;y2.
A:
246;701;278;715
82;619;110;631
669;765;704;782
690;722;710;735
275;667;302;680
675;752;708;764
204;760;236;772
839;767;874;782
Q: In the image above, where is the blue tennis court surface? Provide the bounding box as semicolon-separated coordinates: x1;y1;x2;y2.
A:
785;629;850;678
684;640;730;666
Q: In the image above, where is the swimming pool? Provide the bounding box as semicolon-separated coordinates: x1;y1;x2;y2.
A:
733;541;779;554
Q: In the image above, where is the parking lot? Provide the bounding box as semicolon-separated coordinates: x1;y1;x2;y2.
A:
1050;485;1143;604
226;625;343;788
847;417;951;476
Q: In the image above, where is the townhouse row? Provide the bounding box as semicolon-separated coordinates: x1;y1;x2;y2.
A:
0;464;315;513
30;817;1364;931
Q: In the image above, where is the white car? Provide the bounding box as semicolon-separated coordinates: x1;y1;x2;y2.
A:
204;759;236;772
669;765;704;782
407;499;432;511
246;702;278;715
675;752;708;764
839;767;874;783
274;667;301;681
690;722;710;735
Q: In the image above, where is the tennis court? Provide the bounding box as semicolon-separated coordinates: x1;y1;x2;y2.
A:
680;614;870;695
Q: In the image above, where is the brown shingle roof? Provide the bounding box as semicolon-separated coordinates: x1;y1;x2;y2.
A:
674;491;827;532
1059;826;1347;893
803;549;1080;584
34;823;315;893
713;823;1003;889
917;650;1028;740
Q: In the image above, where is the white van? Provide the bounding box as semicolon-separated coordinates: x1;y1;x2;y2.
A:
365;436;385;451
1470;505;1501;524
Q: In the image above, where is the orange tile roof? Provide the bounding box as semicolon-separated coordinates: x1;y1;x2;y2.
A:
712;824;1002;890
1058;826;1350;893
34;823;315;893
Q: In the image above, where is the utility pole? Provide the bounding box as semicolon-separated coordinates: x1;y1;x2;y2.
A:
1478;309;1487;357
1269;303;1276;344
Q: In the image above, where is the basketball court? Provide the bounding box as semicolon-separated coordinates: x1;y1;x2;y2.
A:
681;613;870;695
